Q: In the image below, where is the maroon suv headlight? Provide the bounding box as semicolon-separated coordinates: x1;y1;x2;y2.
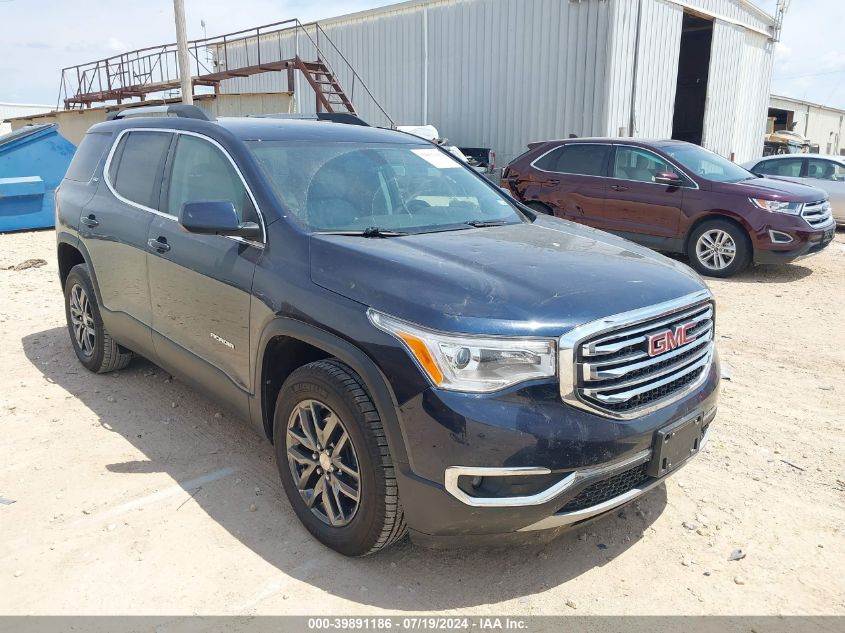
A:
750;198;803;215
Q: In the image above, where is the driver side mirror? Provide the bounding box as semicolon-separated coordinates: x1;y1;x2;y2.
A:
179;201;260;240
654;171;683;187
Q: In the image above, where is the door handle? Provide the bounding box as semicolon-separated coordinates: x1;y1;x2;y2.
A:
80;214;99;228
148;237;171;253
611;185;629;192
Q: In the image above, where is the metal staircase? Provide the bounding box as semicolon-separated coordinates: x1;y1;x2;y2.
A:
56;19;392;125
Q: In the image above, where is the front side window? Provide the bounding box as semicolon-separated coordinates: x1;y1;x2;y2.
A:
167;135;257;223
535;144;610;176
109;131;172;208
663;144;754;184
612;146;675;183
754;158;803;178
807;158;845;181
248;141;524;233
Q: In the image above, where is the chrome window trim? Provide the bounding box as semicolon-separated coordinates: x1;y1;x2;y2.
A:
558;289;715;420
102;127;267;249
443;449;652;508
528;142;700;190
529;142;613;177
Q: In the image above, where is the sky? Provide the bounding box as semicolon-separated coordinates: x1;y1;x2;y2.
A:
1;0;843;110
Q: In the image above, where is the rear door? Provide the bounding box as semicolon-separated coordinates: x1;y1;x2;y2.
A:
806;158;845;218
602;145;689;248
147;132;263;402
83;129;172;353
526;143;610;226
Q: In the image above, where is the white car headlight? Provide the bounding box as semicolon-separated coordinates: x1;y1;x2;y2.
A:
368;310;556;393
750;198;803;215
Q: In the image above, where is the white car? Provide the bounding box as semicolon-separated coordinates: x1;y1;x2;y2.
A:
742;154;845;225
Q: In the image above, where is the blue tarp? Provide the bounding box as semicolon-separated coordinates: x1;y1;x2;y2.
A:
0;123;76;232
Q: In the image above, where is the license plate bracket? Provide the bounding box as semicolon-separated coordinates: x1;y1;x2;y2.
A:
647;414;704;478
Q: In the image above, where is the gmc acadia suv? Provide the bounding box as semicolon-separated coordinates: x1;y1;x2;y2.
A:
56;106;719;555
503;138;836;277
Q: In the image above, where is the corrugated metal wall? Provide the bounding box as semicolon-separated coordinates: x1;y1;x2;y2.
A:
702;20;745;157
605;0;683;139
216;0;774;163
218;0;614;164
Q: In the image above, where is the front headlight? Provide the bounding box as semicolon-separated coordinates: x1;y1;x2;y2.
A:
368;309;556;393
750;198;803;215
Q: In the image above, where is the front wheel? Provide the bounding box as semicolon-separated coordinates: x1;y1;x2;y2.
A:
273;359;407;556
686;220;751;278
64;264;133;373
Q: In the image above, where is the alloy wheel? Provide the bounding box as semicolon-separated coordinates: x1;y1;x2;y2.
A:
69;283;96;357
695;229;737;271
286;399;361;527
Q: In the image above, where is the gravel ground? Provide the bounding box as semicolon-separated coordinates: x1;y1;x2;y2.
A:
0;229;843;615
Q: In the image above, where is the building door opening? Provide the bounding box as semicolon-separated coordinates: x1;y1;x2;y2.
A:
671;13;713;145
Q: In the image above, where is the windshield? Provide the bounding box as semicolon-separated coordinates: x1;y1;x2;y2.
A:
663;144;754;183
247;141;523;233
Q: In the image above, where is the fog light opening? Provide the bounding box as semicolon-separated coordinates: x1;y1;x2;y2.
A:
768;229;794;244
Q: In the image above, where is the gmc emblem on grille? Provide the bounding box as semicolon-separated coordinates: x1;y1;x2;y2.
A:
647;322;697;357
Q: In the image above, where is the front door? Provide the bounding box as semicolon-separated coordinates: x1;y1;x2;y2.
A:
602;145;687;249
147;132;263;399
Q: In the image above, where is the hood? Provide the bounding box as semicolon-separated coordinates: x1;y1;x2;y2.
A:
711;176;826;202
310;217;708;337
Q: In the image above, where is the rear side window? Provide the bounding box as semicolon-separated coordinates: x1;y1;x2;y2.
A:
534;144;610;176
64;132;111;182
166;134;257;223
754;158;803;177
108;131;172;209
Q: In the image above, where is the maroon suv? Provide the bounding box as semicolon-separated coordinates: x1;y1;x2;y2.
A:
503;139;836;277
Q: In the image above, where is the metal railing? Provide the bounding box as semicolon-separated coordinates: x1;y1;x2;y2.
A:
56;18;394;126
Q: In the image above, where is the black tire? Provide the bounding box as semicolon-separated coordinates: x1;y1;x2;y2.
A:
273;359;407;556
526;201;554;216
686;219;751;278
64;264;133;373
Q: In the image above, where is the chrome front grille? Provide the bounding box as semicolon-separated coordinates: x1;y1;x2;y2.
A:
802;200;833;228
561;295;715;418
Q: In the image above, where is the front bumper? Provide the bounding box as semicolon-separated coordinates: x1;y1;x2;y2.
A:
754;220;836;264
393;357;720;542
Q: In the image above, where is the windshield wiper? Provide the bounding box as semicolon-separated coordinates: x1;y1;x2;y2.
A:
463;220;511;228
318;227;409;238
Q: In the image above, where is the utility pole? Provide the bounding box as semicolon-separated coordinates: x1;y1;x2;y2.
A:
173;0;193;104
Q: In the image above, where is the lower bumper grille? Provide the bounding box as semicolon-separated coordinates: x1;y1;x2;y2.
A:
559;461;650;513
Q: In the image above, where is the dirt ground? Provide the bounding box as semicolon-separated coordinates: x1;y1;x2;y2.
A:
1;228;843;616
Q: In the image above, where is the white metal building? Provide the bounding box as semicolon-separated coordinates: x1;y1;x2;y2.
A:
214;0;776;164
0;103;53;135
769;94;845;156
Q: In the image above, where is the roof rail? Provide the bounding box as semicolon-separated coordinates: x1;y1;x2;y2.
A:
251;112;370;127
106;104;210;121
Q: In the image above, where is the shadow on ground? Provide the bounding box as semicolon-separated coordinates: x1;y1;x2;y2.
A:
23;326;667;610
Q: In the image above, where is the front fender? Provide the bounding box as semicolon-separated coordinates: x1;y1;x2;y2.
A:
250;317;410;466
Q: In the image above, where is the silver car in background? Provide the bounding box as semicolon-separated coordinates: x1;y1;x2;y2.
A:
742;154;845;225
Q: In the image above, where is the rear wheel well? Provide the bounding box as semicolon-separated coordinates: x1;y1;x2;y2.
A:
261;336;331;441
57;243;85;287
685;214;752;252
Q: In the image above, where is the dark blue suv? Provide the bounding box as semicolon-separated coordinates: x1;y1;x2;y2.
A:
56;106;719;555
